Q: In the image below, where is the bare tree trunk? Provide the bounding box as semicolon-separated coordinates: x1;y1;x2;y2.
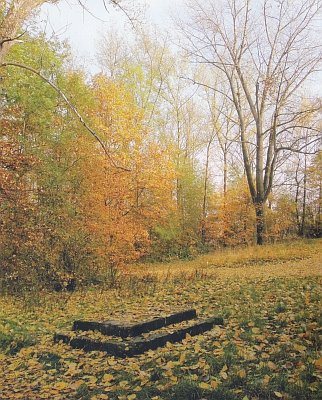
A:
300;155;308;237
255;201;266;245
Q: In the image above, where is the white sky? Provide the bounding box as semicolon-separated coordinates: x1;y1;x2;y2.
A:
37;1;321;95
39;0;181;73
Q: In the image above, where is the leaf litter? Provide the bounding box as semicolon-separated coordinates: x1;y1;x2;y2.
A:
0;241;321;399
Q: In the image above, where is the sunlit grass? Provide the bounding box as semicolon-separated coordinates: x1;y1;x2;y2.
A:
127;238;322;280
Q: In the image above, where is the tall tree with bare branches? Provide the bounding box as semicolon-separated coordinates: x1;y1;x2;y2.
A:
176;0;322;244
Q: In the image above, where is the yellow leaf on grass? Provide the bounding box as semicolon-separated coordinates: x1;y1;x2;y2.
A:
315;357;322;370
293;343;306;352
238;369;247;378
186;333;192;340
220;364;228;379
70;380;85;390
234;329;240;338
55;381;69;390
133;386;142;392
274;392;283;398
127;395;136;400
199;382;211;389
220;371;228;380
89;376;98;384
268;361;278;370
180;352;186;363
252;327;260;334
261;352;270;359
194;342;202;353
102;374;115;383
210;381;218;389
166;360;175;369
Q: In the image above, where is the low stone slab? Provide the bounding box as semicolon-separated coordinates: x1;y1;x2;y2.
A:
73;308;197;338
54;316;224;358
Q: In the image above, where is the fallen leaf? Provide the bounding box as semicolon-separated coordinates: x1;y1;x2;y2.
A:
315;357;322;370
70;380;85;390
274;391;283;398
199;382;211;389
55;381;69;390
238;369;247;378
180;352;186;363
102;373;115;383
268;361;278;370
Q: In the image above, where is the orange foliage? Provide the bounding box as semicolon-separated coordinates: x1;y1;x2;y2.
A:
78;75;176;266
203;179;256;248
0;139;40;281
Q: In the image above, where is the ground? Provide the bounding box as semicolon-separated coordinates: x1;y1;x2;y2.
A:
0;240;321;399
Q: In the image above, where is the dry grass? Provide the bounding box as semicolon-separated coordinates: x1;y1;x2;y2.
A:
124;239;322;281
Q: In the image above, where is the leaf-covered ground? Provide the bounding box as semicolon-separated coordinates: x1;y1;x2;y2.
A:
0;241;322;399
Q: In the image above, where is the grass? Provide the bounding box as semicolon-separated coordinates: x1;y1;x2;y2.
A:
0;239;321;399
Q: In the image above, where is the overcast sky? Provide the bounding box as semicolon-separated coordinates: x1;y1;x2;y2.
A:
39;0;181;73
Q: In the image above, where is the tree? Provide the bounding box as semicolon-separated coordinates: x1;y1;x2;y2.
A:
307;150;322;237
96;27;211;257
176;0;322;244
0;0;50;64
0;1;134;158
85;74;176;265
0;32;104;290
203;178;255;248
0;0;126;66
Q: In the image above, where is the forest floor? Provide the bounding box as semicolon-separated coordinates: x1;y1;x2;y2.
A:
0;239;321;399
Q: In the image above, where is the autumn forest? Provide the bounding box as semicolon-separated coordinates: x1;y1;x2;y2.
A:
2;0;322;292
1;1;322;399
